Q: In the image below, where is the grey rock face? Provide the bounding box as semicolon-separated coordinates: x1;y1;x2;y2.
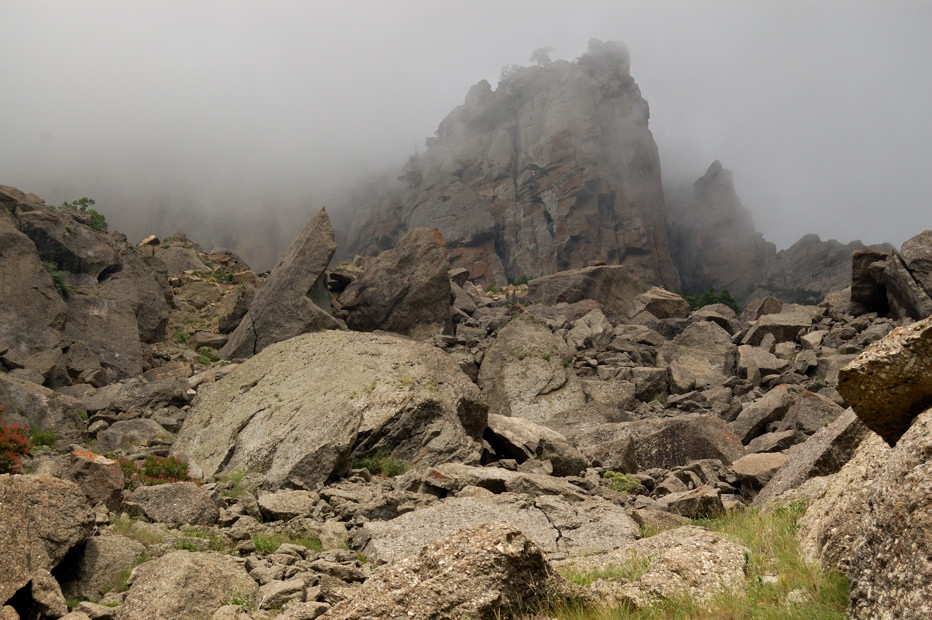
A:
484;414;587;476
667;161;776;304
837;314;932;444
340;227;453;340
221;208;339;359
177;331;487;489
59;535;145;601
0;218;67;356
346;41;679;290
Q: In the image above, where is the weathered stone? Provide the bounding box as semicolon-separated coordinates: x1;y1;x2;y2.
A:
341;228;453;340
752;408;869;509
850;248;889;313
357;490;638;565
30;568;68;619
656;486;724;518
477;313;586;428
736;345;790;378
176;331;486;489
657;321;736;394
570;415;745;472
221;208;339;359
0;217;67;357
346;42;679;291
558;525;747;608
732;453;788;498
125;482;219;526
742;312;812;346
0;373;87;444
95;419;172;453
797;406;932;619
885;251;932;320
776;389;845;435
745;430;799;454
484;414;587;476
900;229;932;295
59;535;146;601
630;287;691;320
527;265;646;322
0;475;94;606
117;551;258;620
329;523;584;619
730;384;796;444
61;450;124;512
837;315;932;444
257;490;318;521
64;293;144;380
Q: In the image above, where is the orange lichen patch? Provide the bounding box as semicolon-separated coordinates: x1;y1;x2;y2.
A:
71;449;117;464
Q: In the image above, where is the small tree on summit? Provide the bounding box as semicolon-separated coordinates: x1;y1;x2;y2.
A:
529;46;555;66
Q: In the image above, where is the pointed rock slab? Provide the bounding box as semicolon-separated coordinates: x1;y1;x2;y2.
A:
176;331;487;489
837;315;932;445
340;227;453;340
221;208;338;359
884;251;932;320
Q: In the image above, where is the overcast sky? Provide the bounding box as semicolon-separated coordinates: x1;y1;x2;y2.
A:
1;0;930;259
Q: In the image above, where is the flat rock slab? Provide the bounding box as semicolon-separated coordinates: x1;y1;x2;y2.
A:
357;490;638;565
837;315;932;445
176;331;487;489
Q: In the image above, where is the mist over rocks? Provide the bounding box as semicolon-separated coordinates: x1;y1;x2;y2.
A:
346;39;679;290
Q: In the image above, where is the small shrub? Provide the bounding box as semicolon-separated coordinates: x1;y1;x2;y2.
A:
541;353;551;361
603;471;641;494
513;274;531;286
43;261;70;298
353;451;410;477
173;330;191;344
484;284;501;294
195;346;220;365
61;197;107;231
75;408;89;421
0;408;31;474
218;469;250;499
424;383;437;393
212;269;234;284
116;455;191;490
681;286;741;314
30;428;57;448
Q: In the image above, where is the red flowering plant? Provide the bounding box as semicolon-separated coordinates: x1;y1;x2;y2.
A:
0;405;32;474
114;454;192;490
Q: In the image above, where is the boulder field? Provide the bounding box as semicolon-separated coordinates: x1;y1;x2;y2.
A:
3;181;932;618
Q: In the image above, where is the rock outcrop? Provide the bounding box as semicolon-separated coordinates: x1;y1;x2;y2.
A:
176;331;487;488
667;160;776;302
339;227;453;340
345;40;679;290
221;208;339;359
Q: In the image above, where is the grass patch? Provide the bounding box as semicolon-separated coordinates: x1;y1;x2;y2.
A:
29;428;57;447
560;555;652;588
218;469;250;499
603;471;641;494
43;261;71;298
544;502;848;619
251;532;323;554
109;513;165;546
352;450;410;477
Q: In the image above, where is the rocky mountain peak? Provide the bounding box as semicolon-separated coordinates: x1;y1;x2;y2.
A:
345;40;679;290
